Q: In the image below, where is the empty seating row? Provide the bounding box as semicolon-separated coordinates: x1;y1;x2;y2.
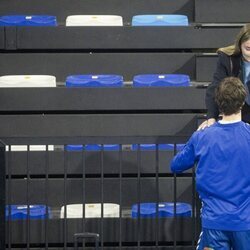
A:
65;144;185;151
5;144;185;151
0;74;191;87
6;202;192;219
0;15;189;26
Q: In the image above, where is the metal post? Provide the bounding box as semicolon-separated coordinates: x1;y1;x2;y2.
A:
136;144;141;249
155;144;159;249
119;144;122;250
0;142;5;250
173;144;177;250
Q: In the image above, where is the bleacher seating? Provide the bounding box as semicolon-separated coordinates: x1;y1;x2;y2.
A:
5;205;51;219
65;144;120;151
66;15;123;26
0;15;57;26
5;145;54;151
0;75;56;87
0;0;246;249
131;144;185;150
60;203;120;218
132;14;189;26
65;74;123;87
133;74;190;87
131;202;192;218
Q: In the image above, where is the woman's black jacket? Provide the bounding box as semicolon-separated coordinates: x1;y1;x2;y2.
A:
206;51;242;119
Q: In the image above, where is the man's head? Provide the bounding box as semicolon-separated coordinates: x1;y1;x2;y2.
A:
215;77;247;116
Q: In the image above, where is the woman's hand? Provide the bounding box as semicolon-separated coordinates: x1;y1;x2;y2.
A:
197;118;216;131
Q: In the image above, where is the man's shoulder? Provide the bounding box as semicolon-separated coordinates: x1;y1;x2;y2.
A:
195;122;250;137
191;123;223;144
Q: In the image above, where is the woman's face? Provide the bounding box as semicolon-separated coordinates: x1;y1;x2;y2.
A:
241;39;250;61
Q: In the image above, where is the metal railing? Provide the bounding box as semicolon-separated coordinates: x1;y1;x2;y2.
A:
1;139;201;250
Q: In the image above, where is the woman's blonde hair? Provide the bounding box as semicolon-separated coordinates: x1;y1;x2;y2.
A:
217;23;250;56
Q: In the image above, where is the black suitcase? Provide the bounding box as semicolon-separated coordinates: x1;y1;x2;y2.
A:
74;232;100;250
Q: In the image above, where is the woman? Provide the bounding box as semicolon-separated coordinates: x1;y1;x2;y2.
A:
199;23;250;129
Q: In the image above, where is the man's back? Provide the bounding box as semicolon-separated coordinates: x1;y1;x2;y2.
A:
171;121;250;231
171;77;250;249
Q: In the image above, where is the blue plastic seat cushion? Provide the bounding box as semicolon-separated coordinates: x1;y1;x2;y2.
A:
132;15;188;26
133;74;190;87
132;144;185;150
0;15;57;26
65;144;120;151
66;75;123;87
131;202;192;218
5;205;51;219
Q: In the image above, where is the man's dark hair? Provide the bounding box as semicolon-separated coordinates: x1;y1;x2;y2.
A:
215;77;247;116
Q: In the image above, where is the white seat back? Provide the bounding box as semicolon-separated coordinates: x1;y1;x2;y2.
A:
60;203;120;218
0;75;56;87
66;15;123;26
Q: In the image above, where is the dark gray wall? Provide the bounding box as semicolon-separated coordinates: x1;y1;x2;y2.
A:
195;0;250;23
0;52;196;82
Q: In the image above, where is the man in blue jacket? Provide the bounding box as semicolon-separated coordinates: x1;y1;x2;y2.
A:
171;77;250;250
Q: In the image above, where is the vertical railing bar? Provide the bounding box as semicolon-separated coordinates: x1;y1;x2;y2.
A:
45;145;49;250
192;166;196;249
7;146;12;250
119;144;122;250
26;145;30;250
0;144;6;250
82;144;86;234
136;144;141;250
173;144;177;250
74;236;77;250
101;144;104;249
63;145;68;250
95;233;99;250
155;144;159;249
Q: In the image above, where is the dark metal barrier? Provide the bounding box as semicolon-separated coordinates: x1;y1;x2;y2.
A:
0;113;203;249
1;142;201;250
